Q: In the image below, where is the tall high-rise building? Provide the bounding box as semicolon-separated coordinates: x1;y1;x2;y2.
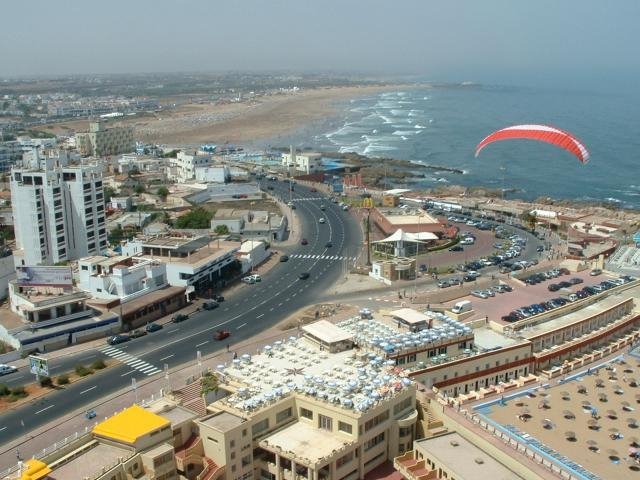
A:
10;151;107;266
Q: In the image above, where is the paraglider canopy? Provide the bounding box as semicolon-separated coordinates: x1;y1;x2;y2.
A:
475;124;590;164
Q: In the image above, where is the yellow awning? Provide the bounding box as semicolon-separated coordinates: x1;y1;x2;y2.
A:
20;459;51;480
93;404;170;444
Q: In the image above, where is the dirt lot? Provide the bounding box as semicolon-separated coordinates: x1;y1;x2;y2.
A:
200;198;281;215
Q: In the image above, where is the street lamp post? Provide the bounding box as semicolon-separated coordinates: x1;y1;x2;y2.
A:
365;208;372;266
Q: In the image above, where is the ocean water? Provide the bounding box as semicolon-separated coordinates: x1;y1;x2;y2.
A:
302;85;640;208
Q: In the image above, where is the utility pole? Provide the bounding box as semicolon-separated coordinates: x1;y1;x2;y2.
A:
365;208;371;266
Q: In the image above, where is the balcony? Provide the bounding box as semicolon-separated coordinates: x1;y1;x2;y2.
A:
393;451;438;480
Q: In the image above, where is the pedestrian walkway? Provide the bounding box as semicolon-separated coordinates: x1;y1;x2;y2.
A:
291;197;324;202
289;253;356;261
99;346;162;376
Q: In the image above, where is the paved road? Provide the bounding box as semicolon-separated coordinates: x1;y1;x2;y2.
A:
0;180;363;446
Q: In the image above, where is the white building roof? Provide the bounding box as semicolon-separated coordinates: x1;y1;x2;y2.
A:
239;240;265;253
302;320;353;344
390;308;431;325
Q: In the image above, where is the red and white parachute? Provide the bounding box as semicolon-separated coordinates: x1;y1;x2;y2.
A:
475;124;590;164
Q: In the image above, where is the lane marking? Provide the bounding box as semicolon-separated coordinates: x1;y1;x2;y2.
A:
237;323;247;330
121;370;136;377
0;426;6;432
196;341;209;347
256;314;264;319
80;386;97;395
35;405;55;415
159;354;174;361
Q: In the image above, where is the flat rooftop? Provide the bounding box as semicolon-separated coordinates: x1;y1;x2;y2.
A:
138;240;239;268
261;421;354;465
377;208;439;225
148;401;198;426
302;320;353;344
219;325;413;415
48;442;133;480
390;308;431;325
473;327;520;350
200;411;245;432
521;294;632;340
415;432;523;480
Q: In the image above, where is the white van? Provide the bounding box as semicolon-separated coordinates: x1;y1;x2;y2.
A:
451;300;472;314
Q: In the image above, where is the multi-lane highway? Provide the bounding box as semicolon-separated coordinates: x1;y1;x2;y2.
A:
0;180;363;446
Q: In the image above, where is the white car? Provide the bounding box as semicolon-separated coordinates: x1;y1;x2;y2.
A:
471;290;488;299
242;276;255;284
0;364;17;376
319;218;326;224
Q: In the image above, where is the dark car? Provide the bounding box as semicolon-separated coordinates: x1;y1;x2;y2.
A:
85;409;97;420
558;281;572;289
145;322;162;333
129;329;147;338
171;313;189;323
107;334;130;345
280;255;290;262
310;188;317;192
212;294;225;302
203;300;219;310
301;238;308;245
449;245;464;252
325;241;333;248
267;185;274;190
536;245;544;252
570;277;583;285
298;272;310;280
419;264;428;272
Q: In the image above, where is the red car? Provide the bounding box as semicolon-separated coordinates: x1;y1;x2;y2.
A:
301;238;308;245
214;330;230;341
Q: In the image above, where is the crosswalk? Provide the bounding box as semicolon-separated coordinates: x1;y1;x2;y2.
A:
100;346;162;376
289;254;356;261
292;197;325;202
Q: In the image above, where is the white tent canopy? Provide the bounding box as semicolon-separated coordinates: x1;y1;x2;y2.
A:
373;228;438;244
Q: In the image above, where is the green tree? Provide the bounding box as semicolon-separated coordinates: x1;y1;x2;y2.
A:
200;371;219;397
108;227;125;245
520;211;537;231
104;186;116;203
134;184;145;195
175;208;213;229
214;224;229;235
157;186;169;201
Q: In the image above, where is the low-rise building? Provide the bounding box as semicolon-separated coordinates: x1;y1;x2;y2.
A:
0;248;15;300
78;256;167;301
195;165;230;183
371;207;446;237
171;151;212;183
282;150;323;175
109;196;132;211
237;240;270;273
121;234;240;295
212;209;287;241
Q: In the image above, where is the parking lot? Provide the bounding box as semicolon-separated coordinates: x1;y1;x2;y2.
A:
442;267;626;325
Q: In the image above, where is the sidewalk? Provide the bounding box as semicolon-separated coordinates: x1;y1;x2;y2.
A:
0;302;357;470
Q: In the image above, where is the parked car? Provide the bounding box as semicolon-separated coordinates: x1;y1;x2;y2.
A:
437;280;450;288
471;290;488;299
569;277;583;285
449;245;464;252
107;334;131;345
590;268;602;276
145;322;162;333
171;313;189;323
212;294;225;302
129;329;147;338
0;364;17;376
242;276;256;284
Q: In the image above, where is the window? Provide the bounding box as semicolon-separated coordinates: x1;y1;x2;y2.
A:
54;199;62;208
300;407;313;420
252;418;269;436
338;421;352;434
81;265;88;271
231;452;236;460
241;455;251;467
364;410;389;432
242;429;247;437
84;194;92;202
230;440;235;448
318;414;333;431
394;398;412;415
276;407;292;423
364;432;385;451
399;426;412;437
336;451;354;468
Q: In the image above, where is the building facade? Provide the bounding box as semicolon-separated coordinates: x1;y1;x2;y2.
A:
171;151;212;183
10;155;107;265
76;121;135;157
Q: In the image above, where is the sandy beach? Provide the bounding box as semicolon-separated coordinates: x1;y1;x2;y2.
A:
37;84;418;147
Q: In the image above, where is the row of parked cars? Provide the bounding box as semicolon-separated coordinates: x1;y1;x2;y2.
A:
523;268;571;285
501;297;570;322
471;284;513;299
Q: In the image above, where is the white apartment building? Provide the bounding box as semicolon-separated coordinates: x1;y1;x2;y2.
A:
0;140;23;172
121;235;239;294
76;121;135;157
195;165;230;183
171;151;212;183
282;150;323;175
10;153;107;266
78;255;167;301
